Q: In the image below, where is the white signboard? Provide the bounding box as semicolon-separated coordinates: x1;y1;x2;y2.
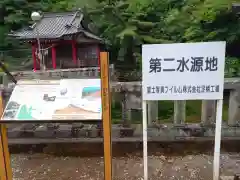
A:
142;42;226;100
2;79;102;121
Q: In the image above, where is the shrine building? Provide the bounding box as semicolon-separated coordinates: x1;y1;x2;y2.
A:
9;10;104;71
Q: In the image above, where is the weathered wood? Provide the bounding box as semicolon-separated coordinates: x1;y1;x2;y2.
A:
147;101;158;125
124;93;142;123
201;100;216;125
174;100;186;124
1;72;240;127
0;64;115;81
2;78;240;93
121;91;128;125
0;66;112;82
111;92;116;108
224;78;240;89
2;75;8;87
228;89;240;126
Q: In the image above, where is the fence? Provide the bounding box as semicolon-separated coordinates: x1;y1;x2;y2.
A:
111;80;240;125
1;67;240;141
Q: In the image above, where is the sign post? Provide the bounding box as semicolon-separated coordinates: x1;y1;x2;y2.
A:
0;91;12;180
142;42;226;180
0;59;109;179
213;99;223;180
142;100;148;180
100;52;112;180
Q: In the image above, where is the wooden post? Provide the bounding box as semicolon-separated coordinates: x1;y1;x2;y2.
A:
121;90;129;125
72;41;77;65
125;93;132;123
228;89;240;126
147;101;158;125
51;45;56;69
111;91;115;108
174;100;186;124
100;52;112;180
201;100;216;125
2;74;8;88
32;44;37;71
0;140;7;180
97;45;100;71
0;91;12;180
0;134;7;180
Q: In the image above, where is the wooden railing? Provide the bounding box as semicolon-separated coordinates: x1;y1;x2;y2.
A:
0;65;115;86
0;66;240;127
0;65;116;90
109;79;240;126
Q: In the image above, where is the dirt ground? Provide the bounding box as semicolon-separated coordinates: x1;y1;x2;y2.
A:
11;152;240;180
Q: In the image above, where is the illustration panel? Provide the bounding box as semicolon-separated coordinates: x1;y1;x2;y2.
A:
1;79;102;121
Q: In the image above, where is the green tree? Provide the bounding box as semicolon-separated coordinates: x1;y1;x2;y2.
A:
0;0;77;70
88;0;165;68
88;0;240;77
1;0;240;75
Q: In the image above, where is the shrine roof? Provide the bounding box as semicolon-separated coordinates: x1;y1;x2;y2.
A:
8;10;102;42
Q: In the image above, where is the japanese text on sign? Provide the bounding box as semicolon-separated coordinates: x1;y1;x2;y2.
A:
142;42;226;100
149;56;218;73
146;85;219;94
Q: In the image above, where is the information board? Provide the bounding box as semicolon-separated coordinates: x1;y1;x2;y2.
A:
142;42;226;100
1;79;102;121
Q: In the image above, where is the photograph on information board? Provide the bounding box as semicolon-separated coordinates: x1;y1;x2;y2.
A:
142;42;226;100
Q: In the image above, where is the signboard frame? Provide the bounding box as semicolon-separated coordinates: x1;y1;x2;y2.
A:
0;52;112;180
142;42;226;180
0;79;102;124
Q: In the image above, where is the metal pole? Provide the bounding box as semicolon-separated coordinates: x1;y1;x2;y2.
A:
213;99;223;180
143;100;148;180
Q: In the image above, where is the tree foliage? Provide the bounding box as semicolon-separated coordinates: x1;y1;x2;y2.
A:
86;0;240;74
1;0;240;75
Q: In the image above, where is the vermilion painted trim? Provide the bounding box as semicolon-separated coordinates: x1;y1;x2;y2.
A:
72;41;77;65
32;44;37;71
52;45;57;69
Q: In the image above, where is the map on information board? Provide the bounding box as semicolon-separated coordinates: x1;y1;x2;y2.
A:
1;79;102;121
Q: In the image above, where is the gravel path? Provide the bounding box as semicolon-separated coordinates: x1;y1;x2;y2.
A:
11;153;240;180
